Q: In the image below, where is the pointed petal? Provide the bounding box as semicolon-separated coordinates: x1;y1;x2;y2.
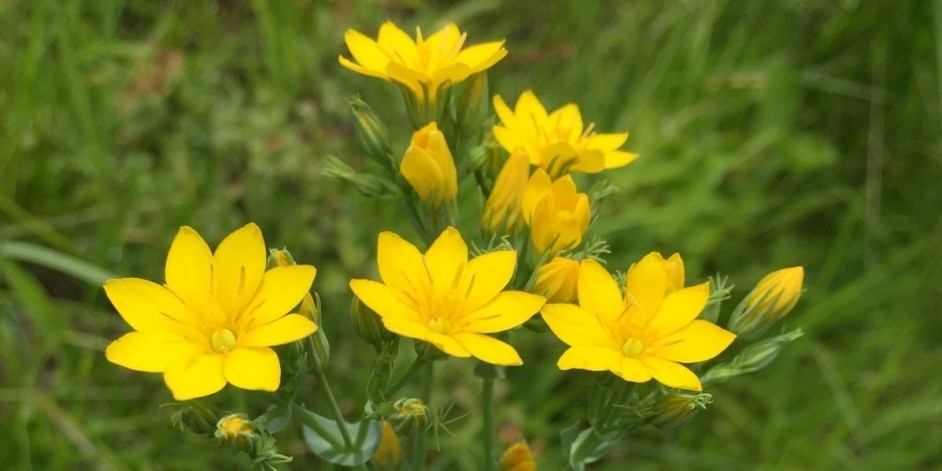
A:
551;104;584;142
664;253;685;291
164;226;213;309
163;353;226;400
651;320;736;363
424;227;467;286
589;132;629;151
377;21;419;66
425;331;471;358
213;223;267;315
516;90;548;124
344;28;389;73
453;332;522;366
540;303;616;348
400;146;443;203
557;345;621;372
577;259;623;324
241;265;316;331
493;94;518;129
460;291;544;334
626;252;669;322
463;250;516;311
380;316;431;340
105;331;202;373
350;279;422;322
647;283;710;335
616;358;654;383
239;314;317;347
104;278;195;333
377;232;428;298
640;356;703;391
222;347;280;392
521;169;552;224
603;151;639;169
455;41;507;71
339;55;389;79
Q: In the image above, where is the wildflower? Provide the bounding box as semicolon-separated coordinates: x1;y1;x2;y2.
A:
521;170;590;256
215;414;256;452
339;21;507;110
541;255;735;391
372;421;402;469
400;122;458;208
349;227;545;365
493;90;638;177
532;257;580;303
499;442;536;471
481;149;530;235
728;267;804;336
104;224;317;400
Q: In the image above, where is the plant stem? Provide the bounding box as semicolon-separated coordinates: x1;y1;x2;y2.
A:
292;403;345;451
383;356;430;398
308;336;355;449
412;362;434;471
481;375;496;471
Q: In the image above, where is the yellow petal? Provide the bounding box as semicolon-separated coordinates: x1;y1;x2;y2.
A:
577;259;623;324
453;332;522;366
401;144;444;203
163;353;226;400
424;227;467;286
241;265;316;331
640;356;702;391
550;104;584;142
103;278;195;334
647;282;710;335
344;28;389;73
223;347;280;392
521;169;552;224
425;331;472;358
625;252;669;322
338;55;388;79
460;291;544;334
616;358;654;383
463;250;516;311
377;232;428;297
557;345;621;371
589;132;629;151
105;331;202;373
516;90;548;124
493;95;518;130
213;223;267;315
350;279;421;322
384;61;426;97
164;226;213;309
540;303;615;348
651;320;736;363
377;21;418;66
380;316;432;340
566;148;605;174
603;151;639;169
664;253;685;291
455;41;507;72
239;314;317;347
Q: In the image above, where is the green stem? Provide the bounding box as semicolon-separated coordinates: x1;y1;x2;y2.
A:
412;362;434;471
383;356;430;398
308;336;355;449
292;403;345;451
481;375;496;471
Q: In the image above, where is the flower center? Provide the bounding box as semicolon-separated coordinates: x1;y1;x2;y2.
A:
211;329;237;353
427;317;451;334
621;338;644;358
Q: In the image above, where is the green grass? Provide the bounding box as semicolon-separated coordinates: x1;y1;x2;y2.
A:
2;0;941;469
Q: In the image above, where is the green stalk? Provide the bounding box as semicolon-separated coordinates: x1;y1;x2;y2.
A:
412;362;434;471
383;356;430;398
307;336;355;449
292;403;344;451
481;375;496;471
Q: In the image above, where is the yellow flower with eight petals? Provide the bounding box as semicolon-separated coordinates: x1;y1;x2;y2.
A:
104;223;317;400
521;169;591;256
339;22;507;111
349;227;545;365
493;90;638;178
541;254;735;391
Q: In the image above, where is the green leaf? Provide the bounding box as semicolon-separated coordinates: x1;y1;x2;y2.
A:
0;241;116;285
301;411;382;466
258;405;292;434
562;424;621;470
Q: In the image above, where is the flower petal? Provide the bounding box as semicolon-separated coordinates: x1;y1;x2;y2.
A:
213;223;267;315
239;314;317;347
617;358;654;383
588;132;629;151
377;21;418;67
557;345;621;372
350;279;422;322
647;282;710;335
516;90;548;124
603;151;639;169
577;259;623;324
223;347;281;392
460;291;544;334
455;41;507;72
463;250;516;311
241;265;316;331
650;320;736;363
103;278;196;334
378;232;428;297
425;331;471;358
164;226;213;309
424;227;467;286
163;353;226;400
105;331;202;373
380;316;431;340
640;356;702;391
625;252;669;322
453;332;522;366
344;28;389;73
540;303;616;348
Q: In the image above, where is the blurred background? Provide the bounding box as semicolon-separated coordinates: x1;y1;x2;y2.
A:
2;0;940;469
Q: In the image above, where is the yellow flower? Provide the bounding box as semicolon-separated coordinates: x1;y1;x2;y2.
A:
481;149;530;235
493;90;638;177
372;421;402;469
400;122;458;208
729;266;804;336
104;224;317;400
339;21;507;108
532;256;580;303
499;442;536;471
541;254;735;391
521;169;590;256
349;227;545;365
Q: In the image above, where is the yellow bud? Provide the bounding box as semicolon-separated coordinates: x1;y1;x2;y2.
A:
729;266;804;337
499;442;536;471
350;96;393;167
482;149;530;235
521;170;590;256
664;253;685;291
400;122;458;208
371;421;402;469
215;414;256;452
532;257;580;303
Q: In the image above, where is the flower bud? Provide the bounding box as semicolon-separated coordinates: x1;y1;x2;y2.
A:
649;393;712;430
482;149;530;236
499;442;536;471
728;266;804;337
522;170;590;256
456;72;489;133
400;122;458;208
353;297;395;347
532;257;580;303
215;414;257;453
171;402;220;435
372;421;402;469
389;398;430;434
349;96;394;169
700;328;803;384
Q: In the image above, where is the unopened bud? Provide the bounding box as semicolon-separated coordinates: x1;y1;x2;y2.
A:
215;414;257;453
171;402;220;435
349;96;394;169
649;393;712;430
353;297;395;347
456;72;489;133
389;398;429;434
372;421;402;469
532;257;579;303
499;442;536;471
268;248;296;269
701;328;803;384
729;267;804;337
